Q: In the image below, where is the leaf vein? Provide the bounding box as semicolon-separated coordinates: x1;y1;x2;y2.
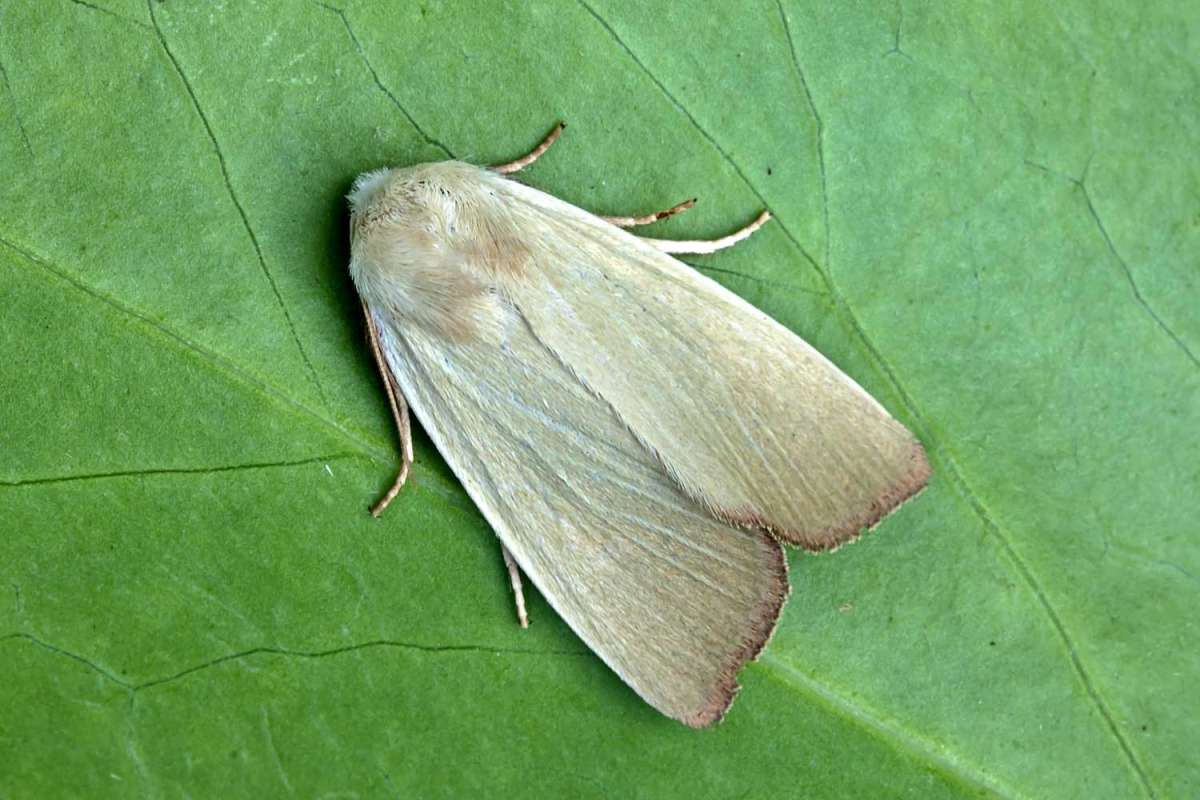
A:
1080;183;1197;369
1025;159;1197;369
1;632;588;696
0;233;470;513
146;0;331;411
0;34;33;157
760;654;1030;800
65;0;150;31
313;1;455;160
775;0;831;269
0;454;361;489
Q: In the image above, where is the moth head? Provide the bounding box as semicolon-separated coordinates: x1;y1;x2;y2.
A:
347;167;394;229
347;162;526;342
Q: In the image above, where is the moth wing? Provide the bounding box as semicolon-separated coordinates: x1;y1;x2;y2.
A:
371;304;788;727
495;178;930;550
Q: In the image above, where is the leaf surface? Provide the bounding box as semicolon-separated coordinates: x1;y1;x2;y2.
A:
1;1;1196;797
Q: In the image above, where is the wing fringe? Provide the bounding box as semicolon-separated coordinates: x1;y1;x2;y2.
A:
720;441;931;552
681;533;790;728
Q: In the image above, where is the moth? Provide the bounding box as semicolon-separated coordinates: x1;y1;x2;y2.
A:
347;125;929;727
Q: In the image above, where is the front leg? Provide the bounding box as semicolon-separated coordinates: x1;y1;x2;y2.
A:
362;301;414;517
363;302;531;628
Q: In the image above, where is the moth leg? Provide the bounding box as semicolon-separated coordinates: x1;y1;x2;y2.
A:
500;544;530;628
601;197;696;227
492;122;565;174
362;301;414;518
639;210;771;254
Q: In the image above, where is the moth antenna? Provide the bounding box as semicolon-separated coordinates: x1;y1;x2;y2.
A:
492;122;565;174
363;302;414;517
602;197;697;228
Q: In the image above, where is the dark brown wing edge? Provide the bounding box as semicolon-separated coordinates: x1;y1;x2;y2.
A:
679;441;928;726
680;532;790;728
721;440;932;554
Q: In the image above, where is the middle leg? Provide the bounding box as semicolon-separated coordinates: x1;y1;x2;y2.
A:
501;545;529;628
639;210;772;255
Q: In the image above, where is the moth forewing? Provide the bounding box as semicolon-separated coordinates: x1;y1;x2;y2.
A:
369;299;789;726
491;177;931;551
347;146;929;726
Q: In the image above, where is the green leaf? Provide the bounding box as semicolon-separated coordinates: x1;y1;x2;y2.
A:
2;1;1195;797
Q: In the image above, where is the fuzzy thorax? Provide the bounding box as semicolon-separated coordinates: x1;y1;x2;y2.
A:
348;161;531;342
